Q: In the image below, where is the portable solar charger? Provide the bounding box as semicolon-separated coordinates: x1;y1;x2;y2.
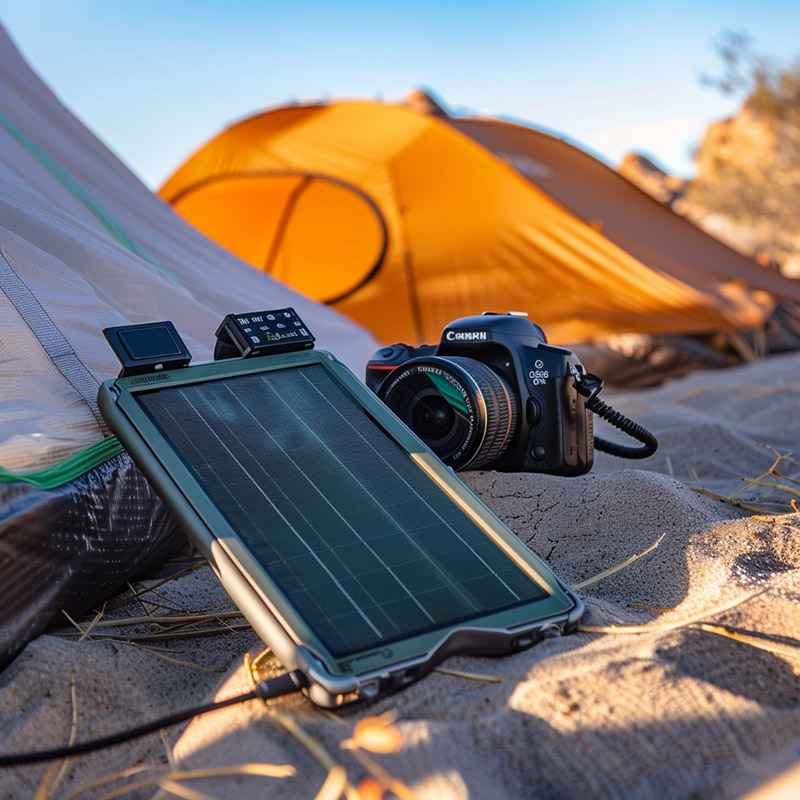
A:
99;310;583;708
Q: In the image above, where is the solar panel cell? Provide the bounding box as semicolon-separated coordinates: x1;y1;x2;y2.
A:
136;365;548;658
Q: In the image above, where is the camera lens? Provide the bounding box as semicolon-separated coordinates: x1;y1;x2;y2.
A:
378;356;518;470
411;395;455;439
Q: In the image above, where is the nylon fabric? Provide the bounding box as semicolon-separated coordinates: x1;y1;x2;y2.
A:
0;23;379;473
0;452;183;668
0;244;108;435
160;98;800;346
0;21;380;665
0;108;177;283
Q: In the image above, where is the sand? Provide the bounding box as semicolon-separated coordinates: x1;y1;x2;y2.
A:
1;351;799;800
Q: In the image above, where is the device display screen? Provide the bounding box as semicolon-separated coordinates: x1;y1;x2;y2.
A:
135;364;548;659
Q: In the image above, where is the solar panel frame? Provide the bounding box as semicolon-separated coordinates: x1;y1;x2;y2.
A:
99;348;581;703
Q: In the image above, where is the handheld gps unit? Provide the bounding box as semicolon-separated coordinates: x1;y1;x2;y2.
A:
98;309;582;708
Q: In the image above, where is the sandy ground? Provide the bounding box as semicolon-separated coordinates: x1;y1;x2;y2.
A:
1;352;799;800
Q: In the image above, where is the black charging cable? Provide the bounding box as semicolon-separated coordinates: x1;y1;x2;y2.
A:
0;670;305;767
574;372;659;459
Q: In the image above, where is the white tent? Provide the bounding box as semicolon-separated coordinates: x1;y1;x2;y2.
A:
0;23;378;664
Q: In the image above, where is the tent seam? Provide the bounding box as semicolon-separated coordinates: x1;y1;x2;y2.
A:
0;107;181;286
165;169;390;305
0;244;108;435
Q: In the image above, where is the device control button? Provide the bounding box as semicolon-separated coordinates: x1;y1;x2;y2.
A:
526;398;541;425
358;682;380;700
379;347;396;358
390;670;416;689
531;445;546;460
513;634;534;649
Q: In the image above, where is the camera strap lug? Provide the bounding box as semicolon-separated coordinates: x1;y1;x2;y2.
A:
573;370;605;403
572;371;658;460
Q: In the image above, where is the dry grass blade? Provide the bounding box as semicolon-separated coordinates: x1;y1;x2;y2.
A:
34;670;79;800
157;779;215;800
731;445;784;500
71;611;244;630
737;383;800;400
578;590;764;635
51;669;79;797
56;623;252;643
313;765;348;800
161;728;177;771
123;641;216;673
59;765;152;800
573;533;666;591
94;764;296;800
695;623;800;660
105;562;209;612
341;713;415;799
433;667;501;683
386;778;417;800
690;487;778;515
774;469;800;487
165;552;207;564
78;602;107;642
271;712;361;800
741;478;800;499
117;623;253;641
628;603;671;613
271;711;338;771
60;609;88;637
691;444;798;515
345;748;416;800
349;713;402;754
32;763;59;800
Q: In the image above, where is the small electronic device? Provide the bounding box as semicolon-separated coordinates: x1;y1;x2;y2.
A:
103;321;192;377
366;312;658;475
214;308;315;360
99;310;583;707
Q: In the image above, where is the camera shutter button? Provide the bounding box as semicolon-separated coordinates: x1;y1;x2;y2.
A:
526;397;541;425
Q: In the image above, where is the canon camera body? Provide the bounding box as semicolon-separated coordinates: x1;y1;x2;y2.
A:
366;312;595;476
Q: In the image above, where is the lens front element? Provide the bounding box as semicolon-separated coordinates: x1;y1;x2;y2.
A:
378;357;518;470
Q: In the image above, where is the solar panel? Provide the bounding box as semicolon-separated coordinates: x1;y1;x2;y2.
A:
136;364;547;658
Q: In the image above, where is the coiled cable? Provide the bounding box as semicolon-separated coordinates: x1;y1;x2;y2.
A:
575;372;658;459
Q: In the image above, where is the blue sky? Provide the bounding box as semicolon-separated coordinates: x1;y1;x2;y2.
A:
2;1;800;188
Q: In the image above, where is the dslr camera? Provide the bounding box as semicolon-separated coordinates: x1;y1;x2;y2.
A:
366;312;657;476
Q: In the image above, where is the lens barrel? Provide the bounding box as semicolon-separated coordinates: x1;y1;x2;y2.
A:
377;356;518;470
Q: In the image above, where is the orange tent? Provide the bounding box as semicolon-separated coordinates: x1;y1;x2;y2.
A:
160;94;800;346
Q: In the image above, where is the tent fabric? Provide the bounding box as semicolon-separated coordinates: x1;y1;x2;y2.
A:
0;453;181;666
160;98;800;347
450;117;800;307
0;23;379;664
0;26;378;474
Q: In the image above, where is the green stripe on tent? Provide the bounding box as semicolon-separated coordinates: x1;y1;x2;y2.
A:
0;437;124;489
0;109;180;285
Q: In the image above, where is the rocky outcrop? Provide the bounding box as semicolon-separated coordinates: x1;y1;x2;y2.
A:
618;152;686;204
619;105;800;279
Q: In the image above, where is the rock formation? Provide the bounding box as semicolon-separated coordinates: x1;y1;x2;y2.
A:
619;103;800;279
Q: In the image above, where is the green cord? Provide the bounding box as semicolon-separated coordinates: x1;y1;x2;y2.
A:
0;437;124;489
